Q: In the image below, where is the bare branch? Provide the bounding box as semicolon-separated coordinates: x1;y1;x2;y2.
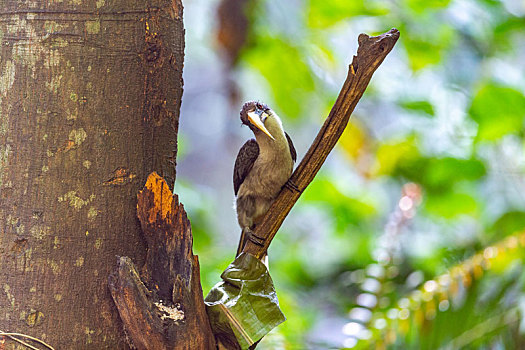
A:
242;28;400;259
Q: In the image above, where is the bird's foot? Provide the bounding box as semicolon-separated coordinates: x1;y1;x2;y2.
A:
247;229;266;247
283;179;301;193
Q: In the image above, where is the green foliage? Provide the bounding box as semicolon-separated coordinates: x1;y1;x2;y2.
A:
399;100;435;117
374;137;420;176
424;191;478;218
302;177;377;231
243;36;315;119
493;17;525;51
307;0;389;28
185;0;525;347
233;0;525;342
405;0;452;13
402;23;456;71
355;234;525;349
395;157;486;193
469;82;525;141
489;211;525;241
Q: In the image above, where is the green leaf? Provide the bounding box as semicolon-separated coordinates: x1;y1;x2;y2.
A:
403;24;455;71
468;82;525;141
489;211;525;239
493;18;525;52
399;100;435;116
205;254;285;349
395;157;486;193
425;191;478;218
373;137;420;176
243;36;315;119
405;0;452;13
307;0;388;28
302;178;377;231
424;157;486;191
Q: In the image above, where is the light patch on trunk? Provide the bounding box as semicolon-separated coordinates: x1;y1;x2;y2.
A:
0;60;15;96
75;256;84;267
85;20;100;34
0;144;11;187
154;301;185;322
30;224;50;240
88;206;98;220
58;190;94;210
69;127;87;146
47;259;63;275
3;284;15;308
94;238;102;249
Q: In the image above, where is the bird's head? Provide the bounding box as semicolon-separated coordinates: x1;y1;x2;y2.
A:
240;101;275;140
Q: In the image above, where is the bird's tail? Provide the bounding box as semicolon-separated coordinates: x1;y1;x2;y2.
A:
236;228;248;257
236;227;268;266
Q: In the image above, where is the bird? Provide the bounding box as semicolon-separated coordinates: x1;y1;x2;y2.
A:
233;101;297;257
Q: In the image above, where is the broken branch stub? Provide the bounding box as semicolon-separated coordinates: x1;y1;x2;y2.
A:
109;172;215;349
242;28;400;259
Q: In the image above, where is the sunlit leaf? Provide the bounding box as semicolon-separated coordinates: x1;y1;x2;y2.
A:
403;24;455;71
274;249;317;287
272;290;317;346
303;178;377;231
307;0;389;28
405;0;452;13
468;82;525;141
394;157;486;193
425;191;478;218
489;211;525;240
338;120;368;161
405;39;441;70
493;18;525;51
358;233;525;349
373;137;420;176
243;36;315;119
424;157;486;191
399;100;435;117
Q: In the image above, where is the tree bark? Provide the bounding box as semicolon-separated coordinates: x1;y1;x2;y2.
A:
0;0;183;348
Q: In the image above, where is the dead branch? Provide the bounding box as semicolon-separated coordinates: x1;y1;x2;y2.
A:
242;28;400;259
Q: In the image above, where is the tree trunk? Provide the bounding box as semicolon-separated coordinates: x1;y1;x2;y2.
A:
0;0;183;348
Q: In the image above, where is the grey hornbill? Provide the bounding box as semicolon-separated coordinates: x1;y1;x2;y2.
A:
234;101;298;257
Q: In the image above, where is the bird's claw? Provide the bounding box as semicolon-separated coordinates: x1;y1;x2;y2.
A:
247;230;266;247
283;179;301;193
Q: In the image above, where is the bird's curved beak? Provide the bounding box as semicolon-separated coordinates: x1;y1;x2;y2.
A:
247;111;275;140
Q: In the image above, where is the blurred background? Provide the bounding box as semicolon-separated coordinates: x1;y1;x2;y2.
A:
175;0;525;348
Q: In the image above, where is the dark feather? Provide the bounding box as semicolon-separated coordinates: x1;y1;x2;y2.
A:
233;139;259;195
285;132;297;163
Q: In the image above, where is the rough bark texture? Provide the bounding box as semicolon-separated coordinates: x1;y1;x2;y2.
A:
242;28;400;259
108;172;216;349
0;0;184;348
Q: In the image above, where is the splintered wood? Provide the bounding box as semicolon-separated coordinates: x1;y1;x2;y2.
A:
109;172;215;350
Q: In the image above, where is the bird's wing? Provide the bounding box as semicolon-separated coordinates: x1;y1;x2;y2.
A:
233;139;260;195
285;132;297;163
